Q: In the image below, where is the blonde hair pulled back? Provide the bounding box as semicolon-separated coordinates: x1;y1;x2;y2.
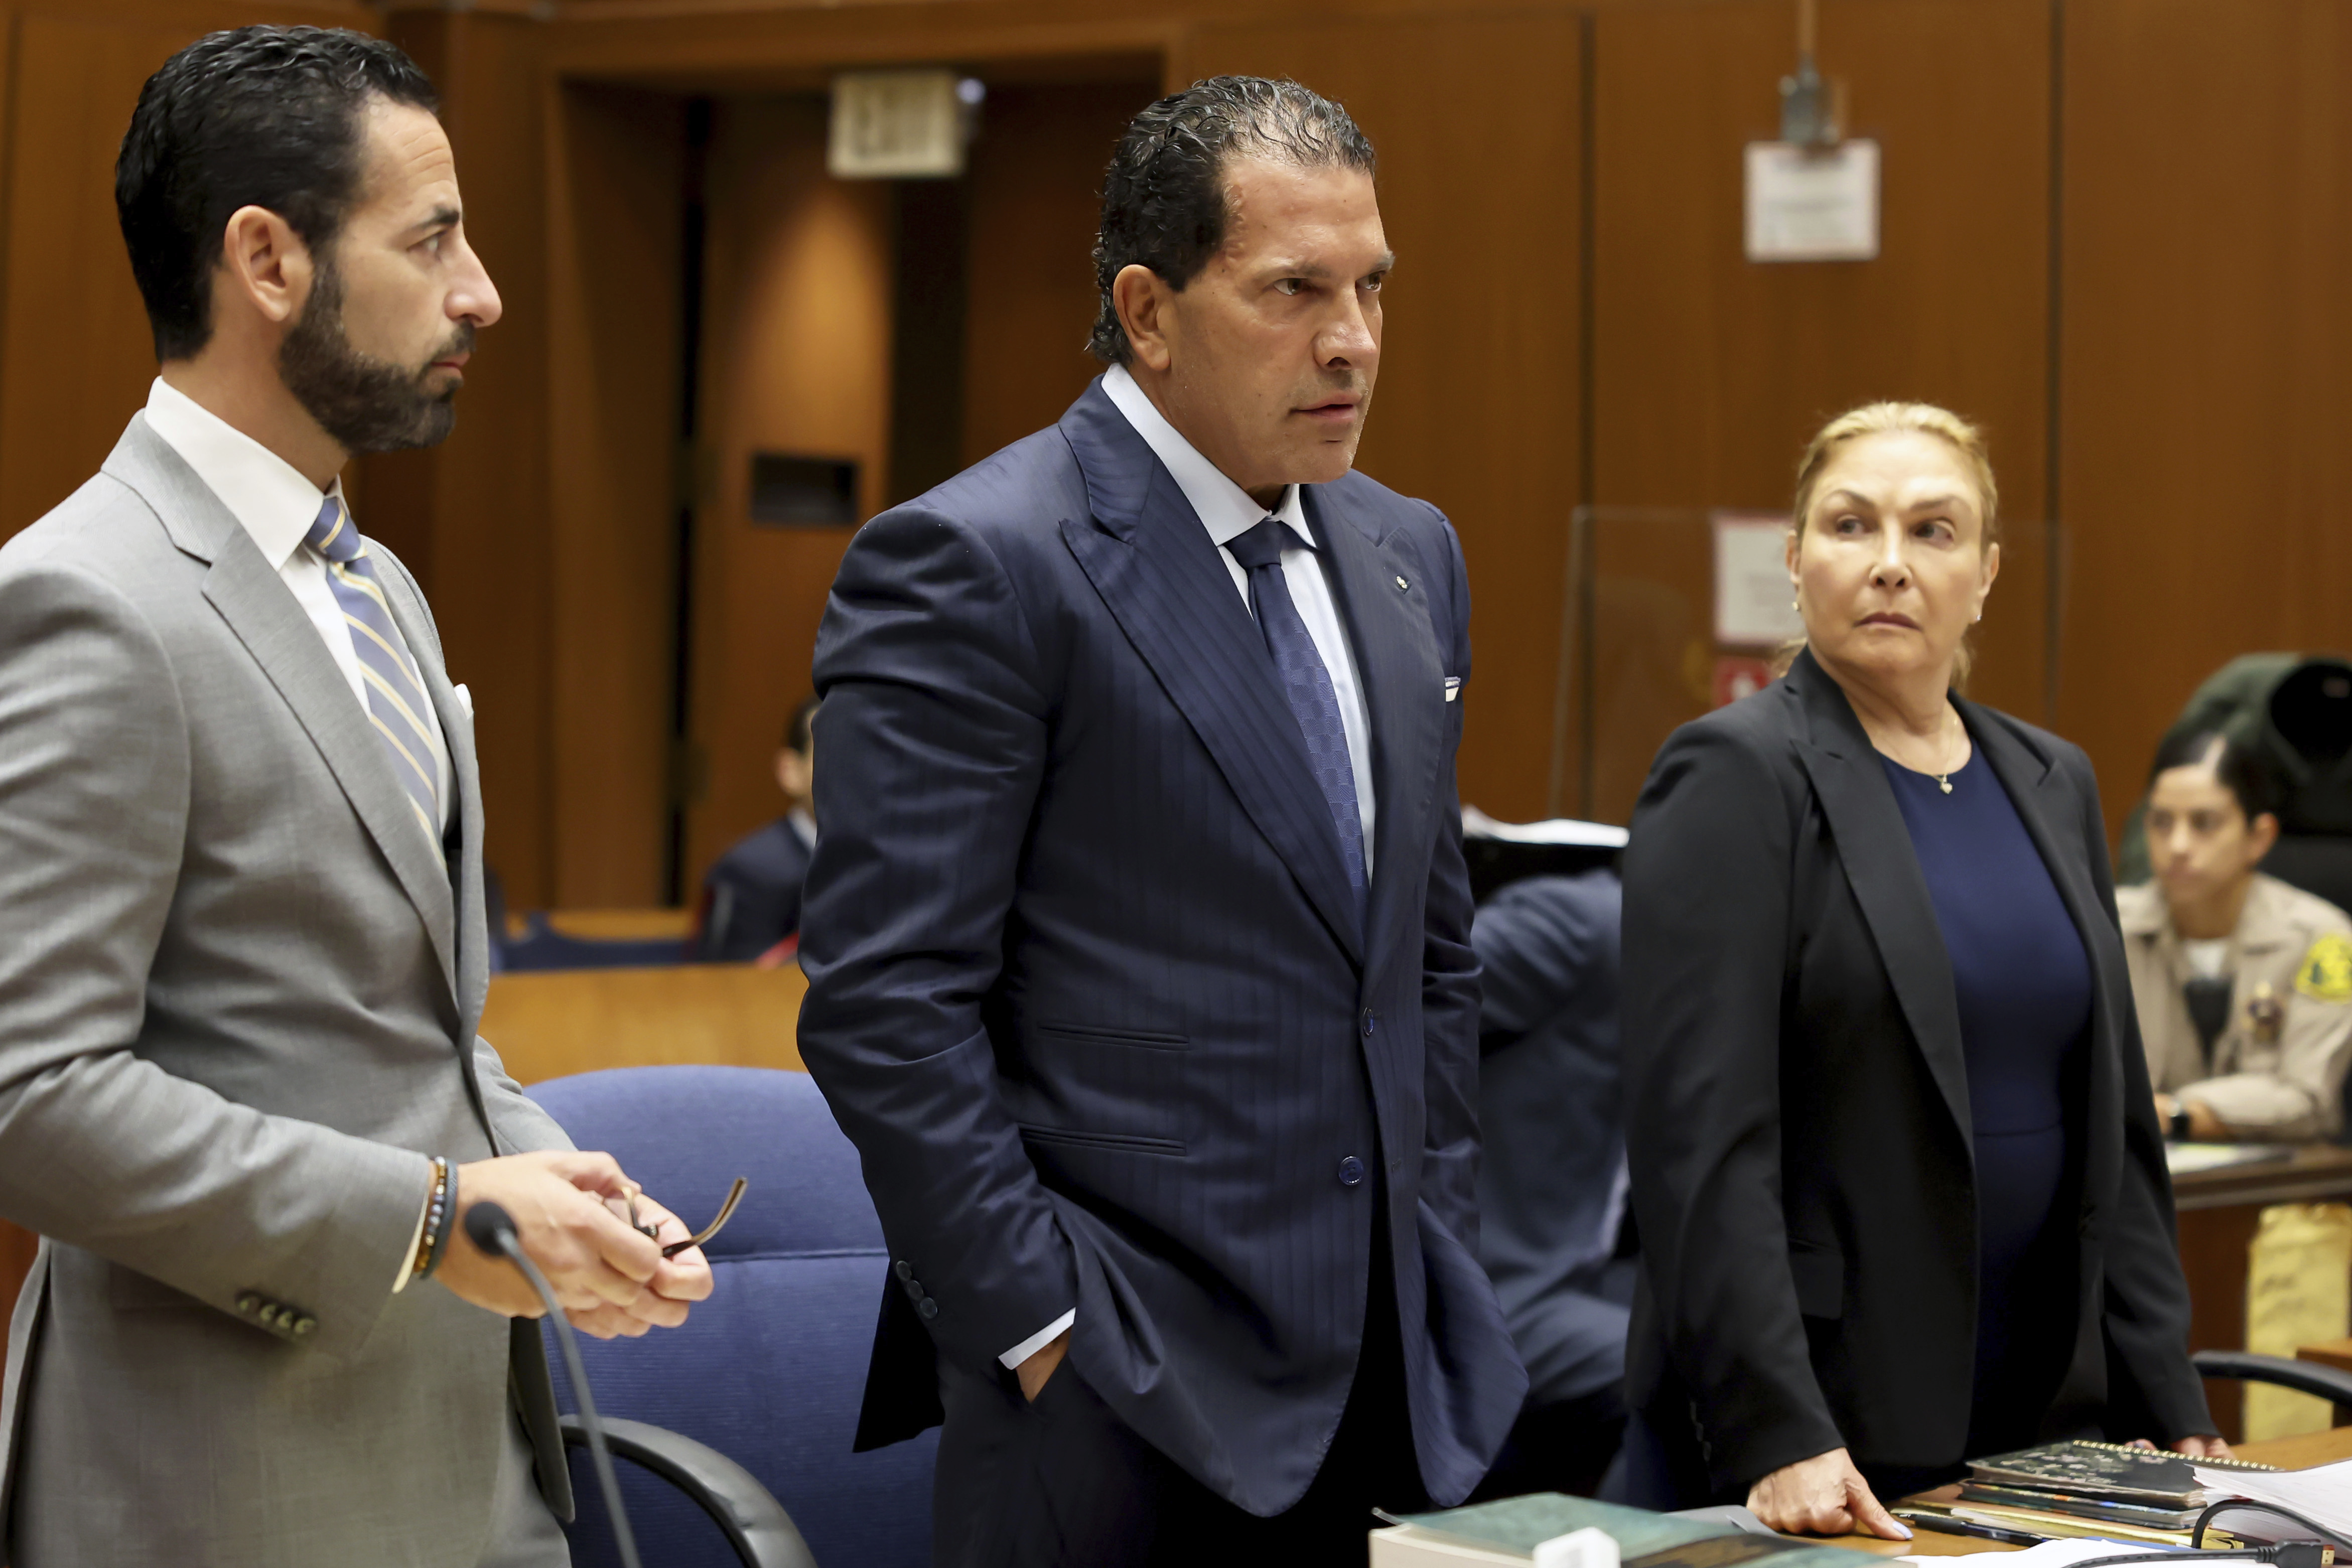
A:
1777;400;1999;685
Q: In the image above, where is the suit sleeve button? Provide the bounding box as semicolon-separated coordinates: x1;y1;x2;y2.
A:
1338;1156;1366;1188
916;1297;940;1321
901;1277;924;1301
292;1317;316;1338
893;1260;913;1281
236;1295;260;1316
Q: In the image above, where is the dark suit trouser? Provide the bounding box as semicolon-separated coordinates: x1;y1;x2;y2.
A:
931;1224;1425;1568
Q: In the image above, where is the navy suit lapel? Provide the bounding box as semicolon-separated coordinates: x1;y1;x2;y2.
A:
1056;384;1365;964
1308;483;1443;971
1787;652;1975;1148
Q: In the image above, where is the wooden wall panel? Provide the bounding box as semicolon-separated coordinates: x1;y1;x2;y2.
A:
543;83;683;906
1589;0;2053;792
681;95;892;891
1186;12;1585;824
959;78;1158;469
374;10;558;906
2058;0;2352;838
0;2;378;545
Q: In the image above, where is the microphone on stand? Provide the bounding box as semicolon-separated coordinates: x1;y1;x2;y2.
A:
465;1201;643;1568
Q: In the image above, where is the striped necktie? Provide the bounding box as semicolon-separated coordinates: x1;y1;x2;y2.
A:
303;495;446;844
1225;516;1367;931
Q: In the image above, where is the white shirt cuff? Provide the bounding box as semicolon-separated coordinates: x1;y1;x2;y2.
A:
389;1183;434;1296
999;1310;1075;1369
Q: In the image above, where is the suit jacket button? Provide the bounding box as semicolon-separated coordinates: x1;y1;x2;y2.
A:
1338;1156;1366;1188
1360;1010;1376;1038
292;1316;316;1337
237;1294;260;1316
916;1297;940;1321
894;1260;913;1281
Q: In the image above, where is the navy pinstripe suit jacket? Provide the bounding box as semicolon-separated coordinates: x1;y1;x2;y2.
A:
796;379;1526;1516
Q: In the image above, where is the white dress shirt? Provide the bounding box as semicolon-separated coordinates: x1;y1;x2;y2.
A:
142;379;452;832
1100;364;1376;870
997;370;1385;1372
141;378;453;1297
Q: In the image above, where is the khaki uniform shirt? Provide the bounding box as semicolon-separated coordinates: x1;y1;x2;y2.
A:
2118;872;2352;1139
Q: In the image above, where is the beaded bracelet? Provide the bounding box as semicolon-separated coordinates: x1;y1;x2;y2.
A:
412;1156;454;1283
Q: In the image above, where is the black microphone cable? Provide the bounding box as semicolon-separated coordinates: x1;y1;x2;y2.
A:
464;1201;643;1568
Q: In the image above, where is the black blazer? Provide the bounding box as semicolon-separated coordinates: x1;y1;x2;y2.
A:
796;379;1526;1514
1619;648;2211;1496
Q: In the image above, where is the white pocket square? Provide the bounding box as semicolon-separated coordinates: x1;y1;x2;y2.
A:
453;682;474;718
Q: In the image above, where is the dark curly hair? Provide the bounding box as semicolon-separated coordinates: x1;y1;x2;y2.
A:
116;26;439;361
1088;76;1376;365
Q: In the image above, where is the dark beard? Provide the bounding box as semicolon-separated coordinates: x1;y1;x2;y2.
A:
278;258;470;454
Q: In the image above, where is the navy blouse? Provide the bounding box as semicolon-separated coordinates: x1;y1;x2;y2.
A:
1881;750;2092;1448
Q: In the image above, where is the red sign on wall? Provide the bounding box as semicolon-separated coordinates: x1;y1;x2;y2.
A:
1713;654;1774;708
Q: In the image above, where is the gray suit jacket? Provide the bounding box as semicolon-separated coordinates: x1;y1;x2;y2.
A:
0;415;573;1565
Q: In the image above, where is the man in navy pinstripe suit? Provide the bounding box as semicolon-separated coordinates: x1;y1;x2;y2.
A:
797;76;1526;1565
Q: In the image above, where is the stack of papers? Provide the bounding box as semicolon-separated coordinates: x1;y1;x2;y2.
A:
2165;1143;2295;1177
1460;807;1629;847
2195;1458;2352;1540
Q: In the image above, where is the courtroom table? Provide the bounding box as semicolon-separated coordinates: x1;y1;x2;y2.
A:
2299;1337;2352;1427
2173;1145;2352;1442
1821;1426;2352;1556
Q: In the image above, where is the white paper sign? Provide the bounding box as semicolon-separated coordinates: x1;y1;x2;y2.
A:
1745;139;1880;262
1713;511;1801;647
829;71;966;179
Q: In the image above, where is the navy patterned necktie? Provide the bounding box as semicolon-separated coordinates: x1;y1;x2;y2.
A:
1225;517;1367;926
303;495;446;845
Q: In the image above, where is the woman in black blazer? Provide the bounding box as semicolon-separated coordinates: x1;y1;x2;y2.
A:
1619;403;2222;1537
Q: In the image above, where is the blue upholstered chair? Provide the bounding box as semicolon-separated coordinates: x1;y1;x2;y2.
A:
528;1065;937;1568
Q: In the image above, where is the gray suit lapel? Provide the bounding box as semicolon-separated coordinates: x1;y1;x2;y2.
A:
373;561;487;1037
100;420;462;1007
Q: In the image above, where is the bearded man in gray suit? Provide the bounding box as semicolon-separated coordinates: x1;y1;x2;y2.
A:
0;27;712;1566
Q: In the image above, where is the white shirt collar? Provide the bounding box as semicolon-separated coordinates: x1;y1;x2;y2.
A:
1100;364;1312;549
142;377;344;571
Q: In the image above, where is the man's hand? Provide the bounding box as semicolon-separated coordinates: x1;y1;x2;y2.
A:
1016;1328;1070;1402
435;1151;663;1324
565;1188;717;1340
1746;1448;1911;1539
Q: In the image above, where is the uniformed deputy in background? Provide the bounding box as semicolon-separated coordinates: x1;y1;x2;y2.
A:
2121;727;2352;1143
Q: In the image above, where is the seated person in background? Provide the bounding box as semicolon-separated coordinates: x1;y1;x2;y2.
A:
1470;870;1633;1500
2121;728;2352;1142
696;695;818;962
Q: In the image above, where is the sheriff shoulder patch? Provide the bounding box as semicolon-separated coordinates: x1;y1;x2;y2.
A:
2295;933;2352;1004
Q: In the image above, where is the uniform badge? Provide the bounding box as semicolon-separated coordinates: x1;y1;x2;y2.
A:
2247;982;2286;1044
2294;933;2352;1004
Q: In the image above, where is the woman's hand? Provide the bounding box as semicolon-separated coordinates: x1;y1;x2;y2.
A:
1746;1448;1913;1539
2128;1435;2234;1459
